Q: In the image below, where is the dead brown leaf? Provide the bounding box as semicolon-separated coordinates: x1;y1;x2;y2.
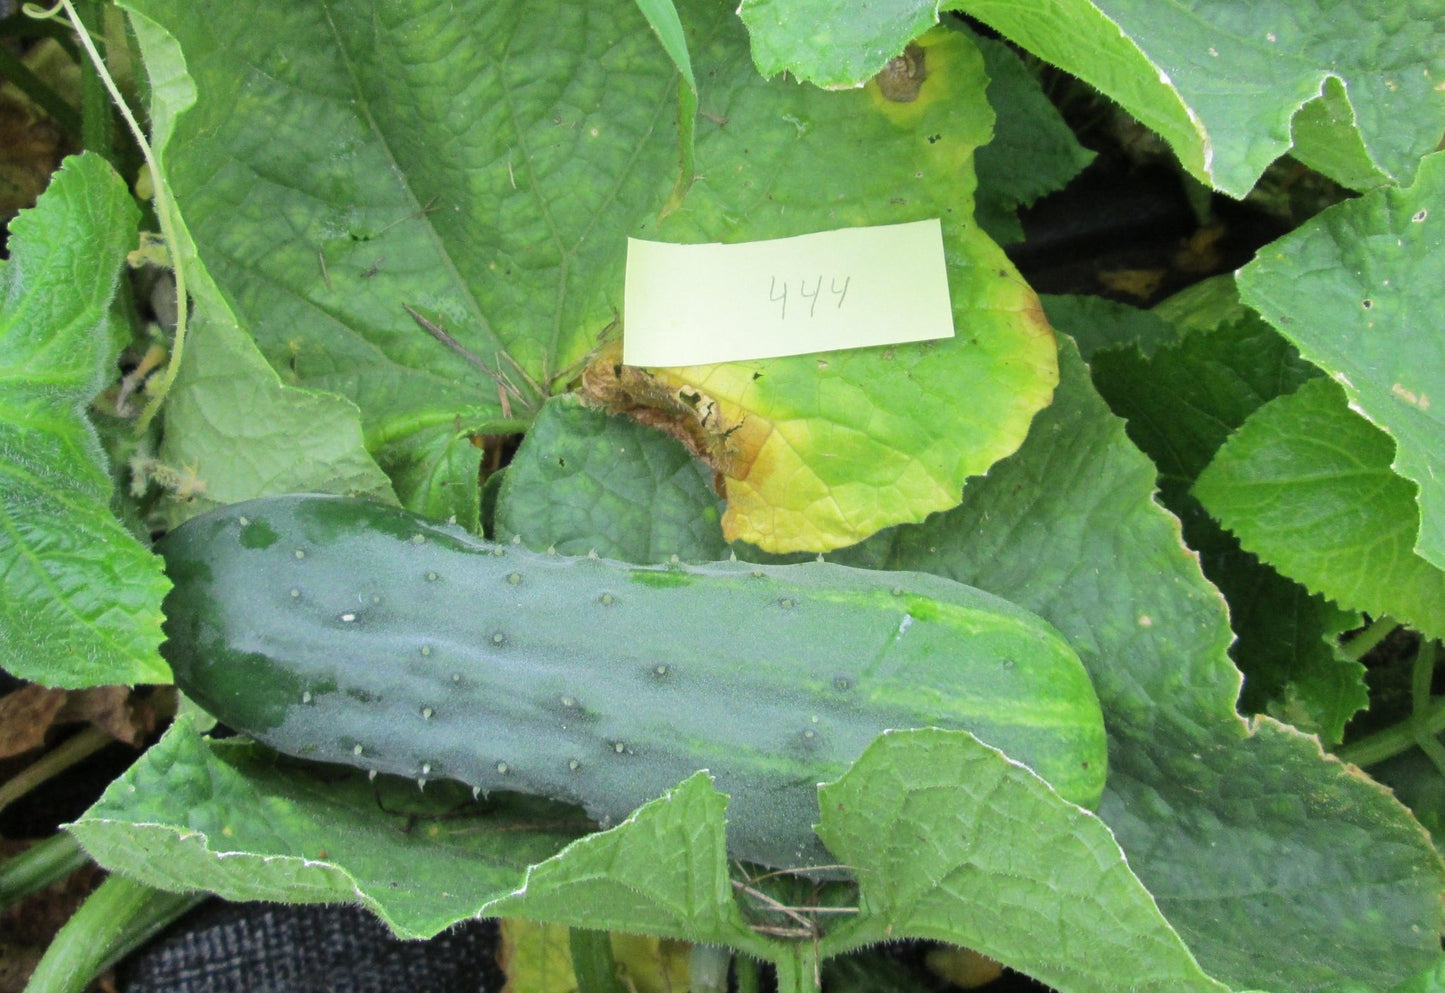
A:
0;685;157;760
0;686;67;760
56;687;156;748
0;89;65;227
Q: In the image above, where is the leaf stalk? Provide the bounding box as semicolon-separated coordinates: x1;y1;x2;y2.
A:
0;832;89;910
22;874;204;993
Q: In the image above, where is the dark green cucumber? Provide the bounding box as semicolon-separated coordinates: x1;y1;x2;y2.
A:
159;494;1106;870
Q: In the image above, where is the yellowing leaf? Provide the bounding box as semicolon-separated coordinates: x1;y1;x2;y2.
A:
500;920;577;993
498;919;691;993
587;26;1058;552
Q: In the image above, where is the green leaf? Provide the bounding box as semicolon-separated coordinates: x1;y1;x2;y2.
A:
494;395;725;562
1395;955;1445;993
71;717;592;939
1042;293;1180;361
488;773;763;952
1288;76;1390;192
631;0;699;215
1372;750;1445;861
737;0;1445;197
120;0;1056;554
0;152;169;688
873;342;1445;992
124;11;396;526
1238;149;1445;572
970;0;1445;196
72;717;769;952
737;0;941;88
969;30;1096;245
1195;377;1445;641
374;420;491;532
817;730;1227;993
154;312;400;526
1061;285;1367;744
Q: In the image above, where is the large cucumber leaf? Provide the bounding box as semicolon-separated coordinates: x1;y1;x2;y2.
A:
864;339;1445;993
117;0;1057;553
71;717;590;938
0;152;169;688
738;0;1445;198
816;730;1228;993
1238;149;1445;573
1075;281;1366;744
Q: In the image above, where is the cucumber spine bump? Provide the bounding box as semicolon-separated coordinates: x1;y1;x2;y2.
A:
158;494;1106;871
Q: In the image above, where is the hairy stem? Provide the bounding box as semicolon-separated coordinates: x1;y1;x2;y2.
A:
24;874;204;993
0;832;90;910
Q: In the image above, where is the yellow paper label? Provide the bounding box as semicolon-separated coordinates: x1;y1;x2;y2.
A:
623;219;954;367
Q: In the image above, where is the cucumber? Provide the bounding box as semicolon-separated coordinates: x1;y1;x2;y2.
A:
159;494;1106;871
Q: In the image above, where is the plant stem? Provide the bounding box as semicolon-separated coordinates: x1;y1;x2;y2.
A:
22;874;204;993
71;0;113;160
0;833;90;910
568;928;627;993
770;942;822;993
1337;691;1445;769
735;955;761;993
1338;616;1400;662
0;725;112;816
1409;641;1445;776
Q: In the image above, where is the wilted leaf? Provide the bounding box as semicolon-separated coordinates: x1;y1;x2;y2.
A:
0;685;68;758
498;920;577;993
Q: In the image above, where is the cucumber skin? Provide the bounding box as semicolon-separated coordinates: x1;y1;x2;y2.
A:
159;494;1106;871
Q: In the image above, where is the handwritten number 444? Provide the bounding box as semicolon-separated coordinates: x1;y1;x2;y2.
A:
770;276;851;320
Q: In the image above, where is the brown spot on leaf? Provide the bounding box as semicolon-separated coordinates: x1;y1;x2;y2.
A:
579;343;769;491
875;43;927;103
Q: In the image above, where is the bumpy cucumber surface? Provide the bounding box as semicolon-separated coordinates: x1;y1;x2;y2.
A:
159;494;1106;870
